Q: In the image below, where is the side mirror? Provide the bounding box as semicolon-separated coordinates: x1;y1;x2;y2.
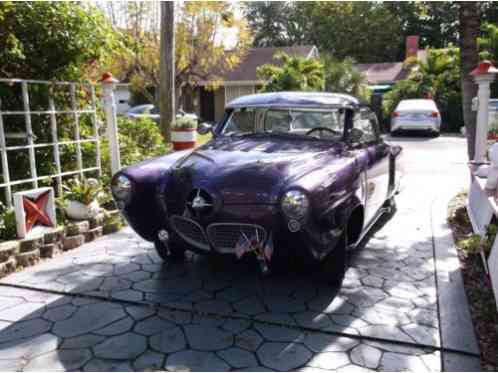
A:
197;122;213;135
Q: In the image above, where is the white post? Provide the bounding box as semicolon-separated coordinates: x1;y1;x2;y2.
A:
471;61;498;163
101;73;121;176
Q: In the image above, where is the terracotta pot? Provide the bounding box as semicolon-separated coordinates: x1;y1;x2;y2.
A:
172;127;196;150
488;133;498;140
65;200;100;220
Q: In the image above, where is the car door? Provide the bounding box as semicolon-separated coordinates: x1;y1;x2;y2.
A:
352;110;390;225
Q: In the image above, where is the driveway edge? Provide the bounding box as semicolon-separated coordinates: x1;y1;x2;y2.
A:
431;195;481;371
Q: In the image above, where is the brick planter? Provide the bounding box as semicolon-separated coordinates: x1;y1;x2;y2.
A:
83;227;103;242
43;227;65;244
16;249;40;267
40;243;61;259
19;235;44;253
66;221;90;236
0;258;17;277
0;241;20;263
63;234;85;251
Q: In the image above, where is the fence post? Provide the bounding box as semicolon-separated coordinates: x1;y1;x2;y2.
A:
100;72;121;176
471;61;498;163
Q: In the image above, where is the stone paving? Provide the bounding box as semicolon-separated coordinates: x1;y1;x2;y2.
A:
0;286;440;372
0;136;470;371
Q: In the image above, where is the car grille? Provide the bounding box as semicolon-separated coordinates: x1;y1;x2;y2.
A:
170;215;210;251
206;223;266;254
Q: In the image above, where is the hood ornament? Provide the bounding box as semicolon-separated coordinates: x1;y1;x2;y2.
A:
186;189;213;217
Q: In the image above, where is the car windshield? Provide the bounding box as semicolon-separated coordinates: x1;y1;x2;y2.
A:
222;108;344;140
128;105;152;114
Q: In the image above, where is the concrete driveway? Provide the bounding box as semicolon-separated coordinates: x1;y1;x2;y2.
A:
0;135;475;371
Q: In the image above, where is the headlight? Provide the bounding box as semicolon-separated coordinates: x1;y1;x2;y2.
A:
111;174;132;201
281;190;309;219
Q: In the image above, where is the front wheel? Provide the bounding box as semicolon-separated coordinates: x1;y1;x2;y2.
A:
320;232;347;287
154;239;186;261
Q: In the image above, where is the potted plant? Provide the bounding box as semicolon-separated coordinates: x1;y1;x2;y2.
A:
63;178;103;220
171;115;197;150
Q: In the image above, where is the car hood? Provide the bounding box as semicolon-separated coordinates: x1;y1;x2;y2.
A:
169;135;347;204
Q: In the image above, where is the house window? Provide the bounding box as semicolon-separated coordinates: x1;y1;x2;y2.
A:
225;85;255;104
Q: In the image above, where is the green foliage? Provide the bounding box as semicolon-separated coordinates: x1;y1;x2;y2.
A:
479;23;498;62
244;2;307;47
459;224;498;256
460;234;483;255
246;2;402;63
0;202;17;241
0;2;123;81
257;53;325;92
321;55;370;100
383;48;463;132
63;178;103;205
100;117;169;185
172;116;198;130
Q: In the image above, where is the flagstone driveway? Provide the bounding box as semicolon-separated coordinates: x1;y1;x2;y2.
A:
0;135;478;371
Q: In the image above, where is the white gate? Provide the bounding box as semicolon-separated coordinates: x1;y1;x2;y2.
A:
0;78;102;207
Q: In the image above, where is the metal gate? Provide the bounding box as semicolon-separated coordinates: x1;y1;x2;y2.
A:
0;79;102;207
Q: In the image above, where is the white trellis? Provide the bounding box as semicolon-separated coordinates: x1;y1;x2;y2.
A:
0;78;103;207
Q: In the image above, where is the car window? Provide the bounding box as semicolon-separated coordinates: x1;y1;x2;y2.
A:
150;107;159;114
265;109;343;138
352;111;378;144
129;105;151;115
222;109;256;135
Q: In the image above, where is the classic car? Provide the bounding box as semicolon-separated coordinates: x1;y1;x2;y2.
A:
111;92;403;285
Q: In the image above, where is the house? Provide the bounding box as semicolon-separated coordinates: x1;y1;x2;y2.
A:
194;45;319;122
356;36;426;91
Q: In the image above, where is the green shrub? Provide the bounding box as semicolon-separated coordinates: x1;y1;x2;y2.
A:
100;117;170;185
173;116;197;130
0;203;17;241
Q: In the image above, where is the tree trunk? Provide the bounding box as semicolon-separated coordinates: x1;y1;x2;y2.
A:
459;2;480;160
159;1;175;142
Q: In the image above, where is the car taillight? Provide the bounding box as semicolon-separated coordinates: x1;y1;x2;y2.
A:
430;112;439;118
392;112;399;117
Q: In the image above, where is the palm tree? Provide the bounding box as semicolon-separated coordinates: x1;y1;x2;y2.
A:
257;53;325;92
321;55;368;99
459;2;480;160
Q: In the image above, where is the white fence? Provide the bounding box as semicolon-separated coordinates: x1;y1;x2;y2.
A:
0;79;103;207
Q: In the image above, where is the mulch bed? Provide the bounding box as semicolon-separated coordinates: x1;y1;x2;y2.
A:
448;193;498;371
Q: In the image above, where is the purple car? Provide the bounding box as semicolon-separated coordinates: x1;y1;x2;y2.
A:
111;92;402;285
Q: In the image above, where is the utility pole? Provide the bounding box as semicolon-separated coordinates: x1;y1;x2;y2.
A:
160;1;175;142
459;2;480;160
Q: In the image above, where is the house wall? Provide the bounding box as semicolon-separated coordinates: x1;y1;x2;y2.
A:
114;85;131;114
214;87;225;122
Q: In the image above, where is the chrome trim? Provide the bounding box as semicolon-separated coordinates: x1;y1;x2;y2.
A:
206;223;267;254
170;215;210;251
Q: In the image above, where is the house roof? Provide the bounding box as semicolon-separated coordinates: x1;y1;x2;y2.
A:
199;45;318;86
226;92;367;110
356;62;410;85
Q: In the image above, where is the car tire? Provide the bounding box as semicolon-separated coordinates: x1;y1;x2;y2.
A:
321;232;347;287
431;131;440;138
154;239;186;261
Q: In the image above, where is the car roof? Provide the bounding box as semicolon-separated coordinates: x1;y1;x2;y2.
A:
128;104;154;112
396;99;438;111
226;92;368;110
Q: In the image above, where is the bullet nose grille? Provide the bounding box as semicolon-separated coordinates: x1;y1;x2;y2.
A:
170;215;210;251
206;223;266;254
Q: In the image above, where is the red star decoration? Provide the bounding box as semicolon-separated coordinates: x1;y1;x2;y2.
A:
23;191;54;232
